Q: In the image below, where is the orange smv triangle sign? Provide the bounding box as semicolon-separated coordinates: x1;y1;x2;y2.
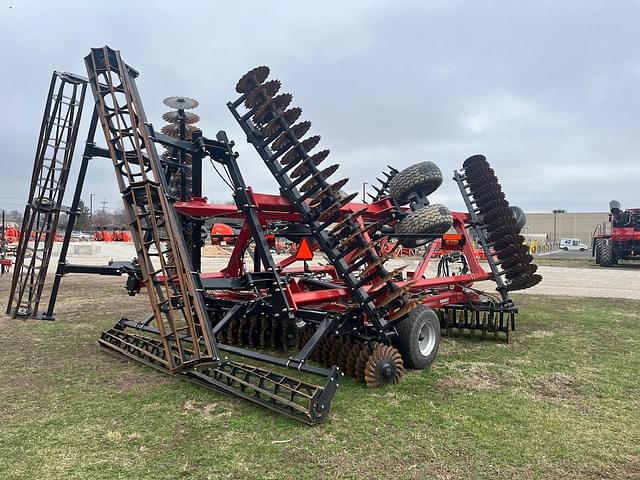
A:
295;238;314;261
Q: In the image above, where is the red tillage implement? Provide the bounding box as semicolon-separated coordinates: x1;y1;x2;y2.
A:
6;46;540;423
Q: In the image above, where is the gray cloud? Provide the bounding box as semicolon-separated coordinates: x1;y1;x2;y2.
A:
1;0;638;215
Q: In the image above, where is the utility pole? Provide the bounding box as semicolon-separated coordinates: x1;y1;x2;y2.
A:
552;209;566;246
101;199;107;214
89;193;95;217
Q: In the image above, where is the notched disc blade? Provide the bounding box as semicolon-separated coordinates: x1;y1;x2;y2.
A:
261;107;302;138
236;66;270;94
162;111;200;124
160;123;196;138
163;96;199;110
281;135;321;165
253;93;293;124
291;150;330;178
244;79;282;109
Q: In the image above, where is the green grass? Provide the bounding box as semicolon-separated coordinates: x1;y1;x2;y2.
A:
532;256;598;268
1;276;639;479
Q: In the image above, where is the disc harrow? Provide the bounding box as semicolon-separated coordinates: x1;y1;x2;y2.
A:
228;66;420;332
8;47;543;426
161;96;200;200
296;325;404;387
456;155;542;292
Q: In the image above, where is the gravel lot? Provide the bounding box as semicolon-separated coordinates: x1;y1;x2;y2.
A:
11;241;637;301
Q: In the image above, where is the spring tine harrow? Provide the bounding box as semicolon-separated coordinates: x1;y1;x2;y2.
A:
84;46;218;370
7;72;88;320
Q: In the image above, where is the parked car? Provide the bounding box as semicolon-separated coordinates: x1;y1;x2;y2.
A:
559;238;588;251
70;231;90;241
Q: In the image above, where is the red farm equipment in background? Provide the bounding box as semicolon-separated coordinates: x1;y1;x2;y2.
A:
210;223;235;245
593;200;640;266
6;47;541;424
94;226;131;242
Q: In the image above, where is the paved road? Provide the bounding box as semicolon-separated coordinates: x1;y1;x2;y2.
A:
539;249;593;260
11;242;639;301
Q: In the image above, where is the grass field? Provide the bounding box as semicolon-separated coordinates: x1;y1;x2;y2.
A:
531;256;598;268
1;275;639;480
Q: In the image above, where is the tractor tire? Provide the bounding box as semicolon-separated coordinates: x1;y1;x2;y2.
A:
395;204;453;248
510;206;527;232
599;241;616;267
393;305;441;369
388;161;443;205
594;239;603;265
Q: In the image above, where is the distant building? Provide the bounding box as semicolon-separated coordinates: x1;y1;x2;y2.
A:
524;212;609;246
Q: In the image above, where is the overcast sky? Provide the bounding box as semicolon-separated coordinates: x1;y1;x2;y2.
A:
1;0;638;215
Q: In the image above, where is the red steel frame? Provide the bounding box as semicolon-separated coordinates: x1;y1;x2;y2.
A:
175;193;493;313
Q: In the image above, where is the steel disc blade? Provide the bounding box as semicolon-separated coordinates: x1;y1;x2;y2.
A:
281;135;321;165
236;66;270;94
253;93;293;124
504;263;538;280
329;178;350;193
508;273;542;291
470;181;502;195
487;215;517;231
300;164;339;192
261;107;302;138
244;79;281;109
160;123;196;138
502;253;534;270
481;207;513;225
474;190;506;207
291;150;330;178
488;225;521;241
163;96;199;110
462;154;488;170
271;121;312;153
492;235;525;251
162;111;200;124
479;198;510;214
466;167;496;181
495;244;529;259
